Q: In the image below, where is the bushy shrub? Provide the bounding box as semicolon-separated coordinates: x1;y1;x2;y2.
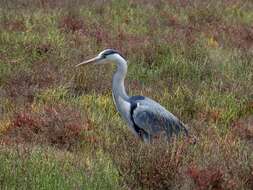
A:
187;165;224;190
105;129;190;190
1;104;94;150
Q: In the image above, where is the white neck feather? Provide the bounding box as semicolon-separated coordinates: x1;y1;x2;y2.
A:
112;55;129;100
111;55;132;121
109;54;139;137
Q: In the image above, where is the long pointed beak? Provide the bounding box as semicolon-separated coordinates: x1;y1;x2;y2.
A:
75;56;102;67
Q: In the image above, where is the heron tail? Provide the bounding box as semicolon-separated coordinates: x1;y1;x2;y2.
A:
179;120;189;137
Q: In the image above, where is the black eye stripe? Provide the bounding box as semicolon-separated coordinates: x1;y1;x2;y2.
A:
103;49;118;56
102;49;125;59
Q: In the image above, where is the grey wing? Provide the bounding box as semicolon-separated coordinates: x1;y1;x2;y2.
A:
132;98;188;138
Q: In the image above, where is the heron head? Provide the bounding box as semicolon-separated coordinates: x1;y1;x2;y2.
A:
76;49;125;67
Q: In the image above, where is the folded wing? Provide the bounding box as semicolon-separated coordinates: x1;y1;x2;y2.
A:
130;96;188;139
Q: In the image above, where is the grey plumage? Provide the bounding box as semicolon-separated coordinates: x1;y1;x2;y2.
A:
76;49;189;143
129;96;188;142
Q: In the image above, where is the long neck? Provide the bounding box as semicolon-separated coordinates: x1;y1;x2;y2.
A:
112;58;129;100
112;56;132;123
111;56;139;137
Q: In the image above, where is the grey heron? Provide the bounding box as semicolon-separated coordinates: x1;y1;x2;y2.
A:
76;49;189;143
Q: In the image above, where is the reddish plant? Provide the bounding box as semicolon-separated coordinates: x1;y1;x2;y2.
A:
3;58;60;104
35;43;53;55
187;165;225;190
3;19;26;32
106;129;189;190
59;15;84;33
1;104;94;150
231;116;253;142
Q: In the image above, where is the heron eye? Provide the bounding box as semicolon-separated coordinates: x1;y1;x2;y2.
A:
102;54;106;58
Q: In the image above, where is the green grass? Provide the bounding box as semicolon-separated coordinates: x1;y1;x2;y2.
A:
0;0;253;189
0;146;120;190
